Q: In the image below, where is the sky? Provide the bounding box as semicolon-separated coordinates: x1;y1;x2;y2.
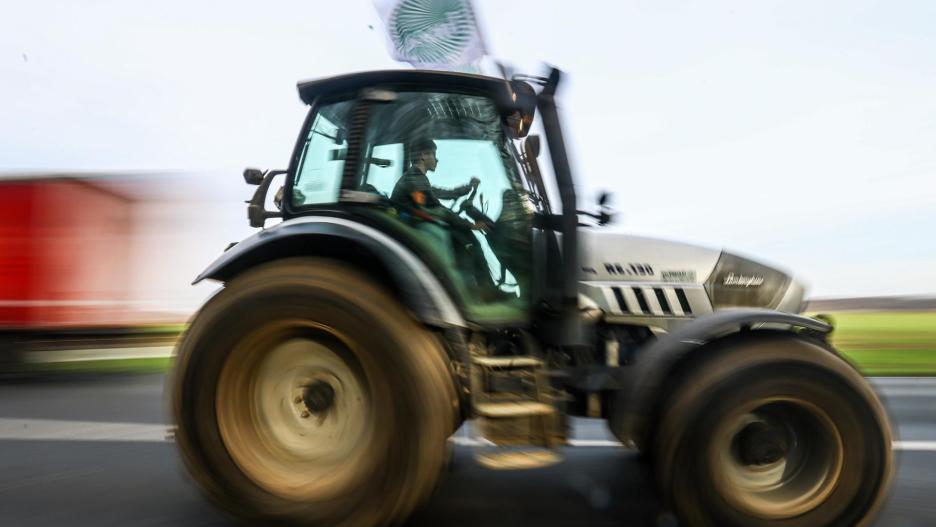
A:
2;0;935;299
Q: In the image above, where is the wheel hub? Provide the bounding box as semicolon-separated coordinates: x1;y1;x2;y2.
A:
735;419;789;466
711;398;845;519
215;327;374;499
303;380;337;415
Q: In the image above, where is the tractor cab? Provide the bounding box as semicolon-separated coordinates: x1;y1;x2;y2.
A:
248;69;578;330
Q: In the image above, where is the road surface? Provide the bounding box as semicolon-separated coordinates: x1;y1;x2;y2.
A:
0;374;933;526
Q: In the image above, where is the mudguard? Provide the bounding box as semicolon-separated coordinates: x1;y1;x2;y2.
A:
194;216;465;328
609;308;832;446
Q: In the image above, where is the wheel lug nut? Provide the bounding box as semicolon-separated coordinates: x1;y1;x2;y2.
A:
300;411;310;418
294;396;303;404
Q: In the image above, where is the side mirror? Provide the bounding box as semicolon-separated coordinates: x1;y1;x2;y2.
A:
273;185;284;211
505;111;533;139
243;168;264;185
244;168;287;228
598;191;611;207
523;135;541;160
334;129;346;145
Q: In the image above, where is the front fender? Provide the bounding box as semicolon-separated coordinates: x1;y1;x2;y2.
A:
610;309;832;446
195;216;465;328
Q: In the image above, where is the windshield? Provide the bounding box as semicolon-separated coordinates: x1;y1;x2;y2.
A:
358;93;522;191
343;91;536;322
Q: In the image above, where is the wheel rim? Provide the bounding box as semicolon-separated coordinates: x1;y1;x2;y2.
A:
709;397;845;519
216;321;376;500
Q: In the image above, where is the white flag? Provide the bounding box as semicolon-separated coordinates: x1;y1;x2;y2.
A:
373;0;487;72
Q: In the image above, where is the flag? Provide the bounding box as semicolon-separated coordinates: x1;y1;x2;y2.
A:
373;0;487;72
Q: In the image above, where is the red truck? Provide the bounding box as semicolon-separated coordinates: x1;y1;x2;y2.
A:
0;175;181;370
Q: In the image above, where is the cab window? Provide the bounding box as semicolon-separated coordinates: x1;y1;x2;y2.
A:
292;100;353;206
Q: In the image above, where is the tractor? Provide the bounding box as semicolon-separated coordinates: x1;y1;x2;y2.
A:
171;68;892;526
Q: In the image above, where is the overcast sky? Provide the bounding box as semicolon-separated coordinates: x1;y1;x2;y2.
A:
2;0;934;298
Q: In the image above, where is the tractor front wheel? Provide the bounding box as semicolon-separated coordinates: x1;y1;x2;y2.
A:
655;336;892;527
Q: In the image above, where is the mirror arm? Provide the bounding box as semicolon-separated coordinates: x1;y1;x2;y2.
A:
576;209;613;226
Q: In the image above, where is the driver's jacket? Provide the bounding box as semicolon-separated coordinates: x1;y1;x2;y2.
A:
390;167;471;208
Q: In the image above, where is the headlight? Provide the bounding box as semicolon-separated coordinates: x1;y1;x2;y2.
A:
704;252;791;309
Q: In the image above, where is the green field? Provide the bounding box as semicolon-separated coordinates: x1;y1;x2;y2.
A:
819;311;936;376
32;356;174;374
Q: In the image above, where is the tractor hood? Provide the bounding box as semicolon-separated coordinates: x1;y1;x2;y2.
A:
578;230;721;285
576;230;806;320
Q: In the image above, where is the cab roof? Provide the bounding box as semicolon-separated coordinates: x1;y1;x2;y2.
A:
296;69;536;115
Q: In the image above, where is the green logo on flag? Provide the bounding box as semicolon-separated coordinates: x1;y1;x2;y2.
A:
389;0;476;66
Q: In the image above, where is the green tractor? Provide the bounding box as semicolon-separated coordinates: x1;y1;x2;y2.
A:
171;68;892;526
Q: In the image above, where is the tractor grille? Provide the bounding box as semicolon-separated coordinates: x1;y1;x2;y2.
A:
588;283;710;317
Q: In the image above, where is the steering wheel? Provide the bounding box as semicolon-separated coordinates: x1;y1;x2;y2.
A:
431;182;479;231
443;181;476;213
461;187;479;214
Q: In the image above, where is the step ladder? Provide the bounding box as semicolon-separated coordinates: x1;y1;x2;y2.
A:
469;355;565;469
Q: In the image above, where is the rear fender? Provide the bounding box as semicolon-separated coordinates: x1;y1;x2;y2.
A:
610;309;832;447
194;216;465;328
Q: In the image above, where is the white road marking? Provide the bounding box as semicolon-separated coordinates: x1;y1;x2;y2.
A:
450;435;936;452
893;441;936;452
3;418;936;453
875;388;936;397
871;377;936;385
0;419;171;442
568;439;626;447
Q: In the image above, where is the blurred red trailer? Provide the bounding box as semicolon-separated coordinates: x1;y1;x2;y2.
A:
0;177;134;327
0;175;178;369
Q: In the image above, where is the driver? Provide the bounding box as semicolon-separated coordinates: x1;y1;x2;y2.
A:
391;138;479;209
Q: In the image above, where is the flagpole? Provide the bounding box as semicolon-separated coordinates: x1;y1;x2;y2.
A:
464;0;490;57
466;0;514;92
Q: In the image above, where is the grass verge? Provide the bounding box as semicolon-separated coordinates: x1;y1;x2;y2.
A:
14;312;936;376
24;356;174;374
817;311;936;376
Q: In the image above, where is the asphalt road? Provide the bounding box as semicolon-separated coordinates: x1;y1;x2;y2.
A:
0;374;934;526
